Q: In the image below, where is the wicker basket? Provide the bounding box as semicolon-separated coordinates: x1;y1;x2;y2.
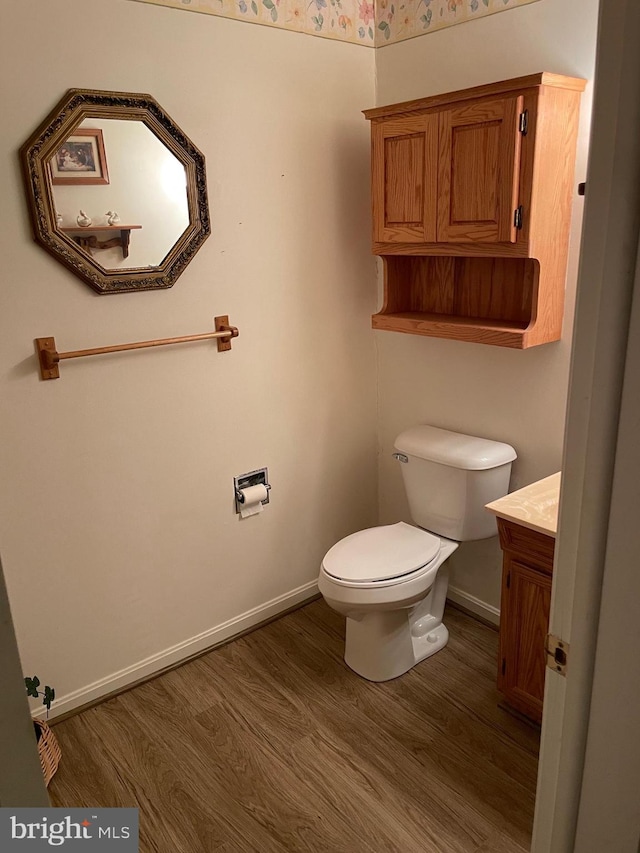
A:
34;719;61;786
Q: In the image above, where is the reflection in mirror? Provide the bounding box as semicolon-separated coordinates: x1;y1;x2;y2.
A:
52;118;190;271
21;89;210;294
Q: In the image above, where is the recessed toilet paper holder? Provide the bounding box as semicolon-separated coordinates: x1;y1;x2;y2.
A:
234;467;271;514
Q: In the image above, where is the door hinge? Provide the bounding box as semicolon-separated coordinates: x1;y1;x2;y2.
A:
546;634;570;677
514;206;523;230
519;110;529;135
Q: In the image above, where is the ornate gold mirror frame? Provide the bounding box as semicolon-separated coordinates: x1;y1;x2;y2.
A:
21;89;210;294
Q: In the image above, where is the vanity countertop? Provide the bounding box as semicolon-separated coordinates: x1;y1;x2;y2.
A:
485;472;561;538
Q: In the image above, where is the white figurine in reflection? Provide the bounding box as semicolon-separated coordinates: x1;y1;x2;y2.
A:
105;211;120;226
76;210;92;227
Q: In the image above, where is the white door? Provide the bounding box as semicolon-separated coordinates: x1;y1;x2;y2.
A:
0;555;49;806
532;1;640;850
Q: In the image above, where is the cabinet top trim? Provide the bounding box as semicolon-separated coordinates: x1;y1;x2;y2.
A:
363;73;587;121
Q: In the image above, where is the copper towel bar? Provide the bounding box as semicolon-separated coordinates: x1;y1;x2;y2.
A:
35;315;239;381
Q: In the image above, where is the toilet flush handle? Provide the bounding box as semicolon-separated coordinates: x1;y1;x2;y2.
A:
392;452;408;463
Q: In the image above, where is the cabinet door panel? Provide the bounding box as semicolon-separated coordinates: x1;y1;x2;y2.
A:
500;557;551;723
372;114;438;243
438;97;523;243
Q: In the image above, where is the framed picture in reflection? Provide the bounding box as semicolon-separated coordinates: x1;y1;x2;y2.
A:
50;128;109;186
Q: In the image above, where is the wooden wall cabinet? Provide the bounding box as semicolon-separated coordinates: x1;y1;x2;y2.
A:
364;73;586;348
497;518;555;723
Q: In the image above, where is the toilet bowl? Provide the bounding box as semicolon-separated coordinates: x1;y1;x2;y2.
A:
318;425;516;682
319;522;459;681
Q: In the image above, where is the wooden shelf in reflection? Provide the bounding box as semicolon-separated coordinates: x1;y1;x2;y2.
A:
61;225;142;260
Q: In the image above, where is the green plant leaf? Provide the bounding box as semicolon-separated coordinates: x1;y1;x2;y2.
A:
43;686;55;712
25;676;40;698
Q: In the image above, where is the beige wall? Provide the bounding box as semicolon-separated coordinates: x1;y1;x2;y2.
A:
375;0;599;616
0;0;377;716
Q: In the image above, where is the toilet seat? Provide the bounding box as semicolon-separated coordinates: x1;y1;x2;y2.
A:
322;522;441;586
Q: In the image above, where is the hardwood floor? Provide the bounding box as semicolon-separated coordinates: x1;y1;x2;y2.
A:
49;602;539;852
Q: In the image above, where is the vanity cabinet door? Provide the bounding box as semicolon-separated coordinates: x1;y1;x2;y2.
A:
496;517;555;724
437;96;524;243
499;556;551;724
371;113;439;244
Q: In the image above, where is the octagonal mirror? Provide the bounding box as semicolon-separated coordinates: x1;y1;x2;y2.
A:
21;89;210;294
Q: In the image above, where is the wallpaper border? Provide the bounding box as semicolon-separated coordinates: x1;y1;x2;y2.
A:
130;0;541;48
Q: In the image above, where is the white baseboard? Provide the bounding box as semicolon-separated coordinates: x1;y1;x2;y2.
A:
447;586;500;627
40;579;319;720
38;581;496;720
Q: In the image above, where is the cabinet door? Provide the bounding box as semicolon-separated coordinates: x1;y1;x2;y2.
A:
372;113;439;244
499;557;551;723
437;96;523;243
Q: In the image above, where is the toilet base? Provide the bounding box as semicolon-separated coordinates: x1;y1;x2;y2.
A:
343;565;450;682
344;617;449;682
412;621;449;665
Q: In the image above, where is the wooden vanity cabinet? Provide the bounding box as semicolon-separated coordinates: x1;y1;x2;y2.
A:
497;518;555;724
364;73;586;348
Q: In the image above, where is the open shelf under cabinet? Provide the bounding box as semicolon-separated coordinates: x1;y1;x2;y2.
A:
374;255;540;349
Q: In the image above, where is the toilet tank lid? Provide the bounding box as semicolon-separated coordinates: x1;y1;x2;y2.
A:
394;425;517;471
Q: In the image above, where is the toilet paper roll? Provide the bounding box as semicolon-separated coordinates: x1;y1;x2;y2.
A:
238;484;268;518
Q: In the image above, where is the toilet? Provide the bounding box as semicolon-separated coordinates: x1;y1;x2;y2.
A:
318;425;516;682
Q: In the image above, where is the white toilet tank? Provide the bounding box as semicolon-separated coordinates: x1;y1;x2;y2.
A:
394;425;517;541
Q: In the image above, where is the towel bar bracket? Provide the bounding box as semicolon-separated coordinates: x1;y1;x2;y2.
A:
36;337;60;380
214;315;235;353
